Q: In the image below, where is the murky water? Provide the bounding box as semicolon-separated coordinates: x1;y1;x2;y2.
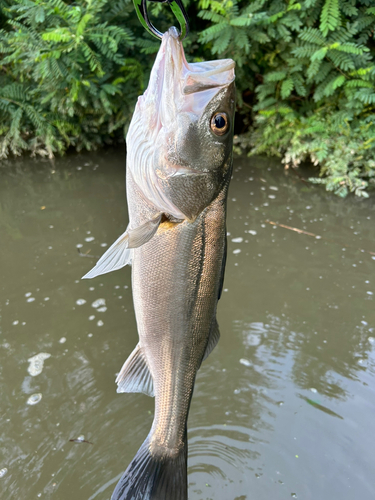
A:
1;148;375;500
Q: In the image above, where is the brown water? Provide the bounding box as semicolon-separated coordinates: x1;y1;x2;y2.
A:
1;148;375;500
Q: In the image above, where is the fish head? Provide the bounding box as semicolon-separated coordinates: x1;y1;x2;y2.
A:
127;28;235;221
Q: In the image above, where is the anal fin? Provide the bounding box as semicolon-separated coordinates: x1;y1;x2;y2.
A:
116;343;154;397
202;318;220;362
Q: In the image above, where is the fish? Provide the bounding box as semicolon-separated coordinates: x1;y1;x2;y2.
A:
82;27;235;500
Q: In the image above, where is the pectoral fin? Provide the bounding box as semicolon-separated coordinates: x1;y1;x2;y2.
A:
81;230;132;279
127;213;162;248
81;214;162;280
202;319;220;362
116;343;154;397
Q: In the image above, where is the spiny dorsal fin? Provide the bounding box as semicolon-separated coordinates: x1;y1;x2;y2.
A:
116;343;154;397
202;319;220;362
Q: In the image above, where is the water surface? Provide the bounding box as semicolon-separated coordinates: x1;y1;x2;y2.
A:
1;149;375;500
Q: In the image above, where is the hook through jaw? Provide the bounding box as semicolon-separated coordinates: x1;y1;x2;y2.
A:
133;0;189;40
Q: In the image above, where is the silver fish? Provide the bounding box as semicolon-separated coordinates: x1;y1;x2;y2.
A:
83;27;235;500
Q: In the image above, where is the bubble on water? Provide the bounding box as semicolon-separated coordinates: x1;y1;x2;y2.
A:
26;297;35;303
310;388;317;393
97;306;107;313
291;494;297;498
76;243;83;248
89;287;95;291
77;166;82;171
44;297;50;301
372;256;375;261
25;292;32;297
115;285;120;289
49;225;54;229
233;249;241;255
88;315;95;321
234;389;241;394
88;333;93;338
315;235;321;239
269;186;278;191
268;195;276;199
368;337;374;345
92;298;106;309
245;332;261;347
12;320;19;326
97;320;104;327
367;291;373;296
27;393;42;405
85;236;95;242
59;337;66;344
231;237;243;243
76;299;86;305
239;358;251;367
0;468;8;478
100;243;108;247
248;230;257;236
28;353;51;376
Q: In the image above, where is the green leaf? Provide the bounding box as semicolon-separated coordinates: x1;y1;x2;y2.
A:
320;0;340;37
281;78;294;99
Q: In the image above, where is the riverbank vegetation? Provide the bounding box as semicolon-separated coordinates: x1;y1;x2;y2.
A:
1;0;374;196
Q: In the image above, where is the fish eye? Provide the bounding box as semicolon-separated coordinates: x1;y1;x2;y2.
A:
210;112;229;136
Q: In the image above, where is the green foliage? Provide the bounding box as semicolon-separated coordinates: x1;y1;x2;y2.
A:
0;0;145;157
1;0;375;197
198;0;375;197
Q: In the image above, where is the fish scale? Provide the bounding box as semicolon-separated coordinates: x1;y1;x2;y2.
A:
82;27;235;499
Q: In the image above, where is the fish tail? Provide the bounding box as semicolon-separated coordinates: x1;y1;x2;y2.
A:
111;431;188;500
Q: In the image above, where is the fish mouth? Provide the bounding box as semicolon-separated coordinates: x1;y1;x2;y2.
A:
142;27;235;119
182;59;236;95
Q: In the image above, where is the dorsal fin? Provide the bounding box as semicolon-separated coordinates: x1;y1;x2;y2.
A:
202;319;220;362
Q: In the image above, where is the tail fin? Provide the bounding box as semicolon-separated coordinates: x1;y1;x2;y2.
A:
111;432;188;500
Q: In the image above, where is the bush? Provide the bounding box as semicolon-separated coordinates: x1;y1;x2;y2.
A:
198;0;375;197
1;0;375;197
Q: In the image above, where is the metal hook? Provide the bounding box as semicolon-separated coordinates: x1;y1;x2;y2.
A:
133;0;189;40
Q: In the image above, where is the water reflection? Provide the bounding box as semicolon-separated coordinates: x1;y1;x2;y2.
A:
1;149;375;500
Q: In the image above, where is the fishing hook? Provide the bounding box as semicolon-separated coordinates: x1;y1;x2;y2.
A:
133;0;189;40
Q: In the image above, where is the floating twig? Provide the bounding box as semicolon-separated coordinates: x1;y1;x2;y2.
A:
77;248;98;259
265;220;375;257
69;438;93;445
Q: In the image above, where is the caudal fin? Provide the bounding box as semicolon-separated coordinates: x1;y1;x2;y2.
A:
111;433;188;500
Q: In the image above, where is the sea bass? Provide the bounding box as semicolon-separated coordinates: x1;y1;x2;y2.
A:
83;27;235;500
